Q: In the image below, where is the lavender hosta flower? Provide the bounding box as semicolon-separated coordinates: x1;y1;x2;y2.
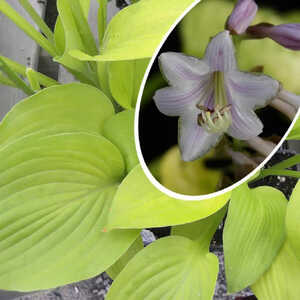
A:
153;31;280;162
247;23;300;50
226;0;258;34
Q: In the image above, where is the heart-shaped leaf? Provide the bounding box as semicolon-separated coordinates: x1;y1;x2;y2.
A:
252;240;300;299
0;132;139;291
0;83;114;146
108;59;149;109
223;183;287;293
106;236;219;300
70;0;197;61
106;165;230;229
102;110;138;174
286;181;300;259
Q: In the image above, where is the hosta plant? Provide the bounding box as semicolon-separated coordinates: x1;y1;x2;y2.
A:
0;0;299;299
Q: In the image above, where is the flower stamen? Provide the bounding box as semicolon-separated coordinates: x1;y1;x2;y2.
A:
198;105;232;133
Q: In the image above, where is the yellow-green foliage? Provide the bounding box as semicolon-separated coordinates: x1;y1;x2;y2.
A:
180;0;300;93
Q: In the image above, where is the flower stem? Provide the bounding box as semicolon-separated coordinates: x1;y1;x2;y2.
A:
278;89;300;109
0;71;16;87
255;169;300;181
225;147;258;167
0;0;57;56
270;98;297;121
246;136;275;156
268;154;300;171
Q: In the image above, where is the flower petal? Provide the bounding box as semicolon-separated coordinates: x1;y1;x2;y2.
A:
153;74;213;116
227;105;263;140
204;31;237;72
178;110;222;161
159;52;210;87
226;71;280;110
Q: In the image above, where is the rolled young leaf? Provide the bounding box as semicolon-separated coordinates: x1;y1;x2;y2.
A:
70;0;198;61
106;236;219;300
223;183;287;293
55;0;98;85
97;0;108;45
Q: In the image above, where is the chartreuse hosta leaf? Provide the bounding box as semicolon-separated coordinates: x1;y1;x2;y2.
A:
70;0;197;62
251;240;300;299
287;117;300;140
106;236;219;300
0;83;143;291
106;235;144;280
0;132;139;291
106;165;230;230
102;110;138;173
171;205;227;247
286;181;300;259
108;59;150;109
0;83;114;146
223;183;287;293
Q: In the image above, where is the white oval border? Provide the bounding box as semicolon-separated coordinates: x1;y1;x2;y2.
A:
134;0;300;201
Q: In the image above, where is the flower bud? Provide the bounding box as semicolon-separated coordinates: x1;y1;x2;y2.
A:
226;0;258;34
247;23;300;50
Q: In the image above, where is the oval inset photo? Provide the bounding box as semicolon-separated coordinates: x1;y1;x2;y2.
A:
135;0;300;198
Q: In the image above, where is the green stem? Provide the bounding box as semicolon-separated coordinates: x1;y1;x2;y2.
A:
0;55;59;88
255;169;300;182
0;71;17;87
18;0;55;43
97;0;107;47
0;57;34;95
270;154;300;171
0;0;57;56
